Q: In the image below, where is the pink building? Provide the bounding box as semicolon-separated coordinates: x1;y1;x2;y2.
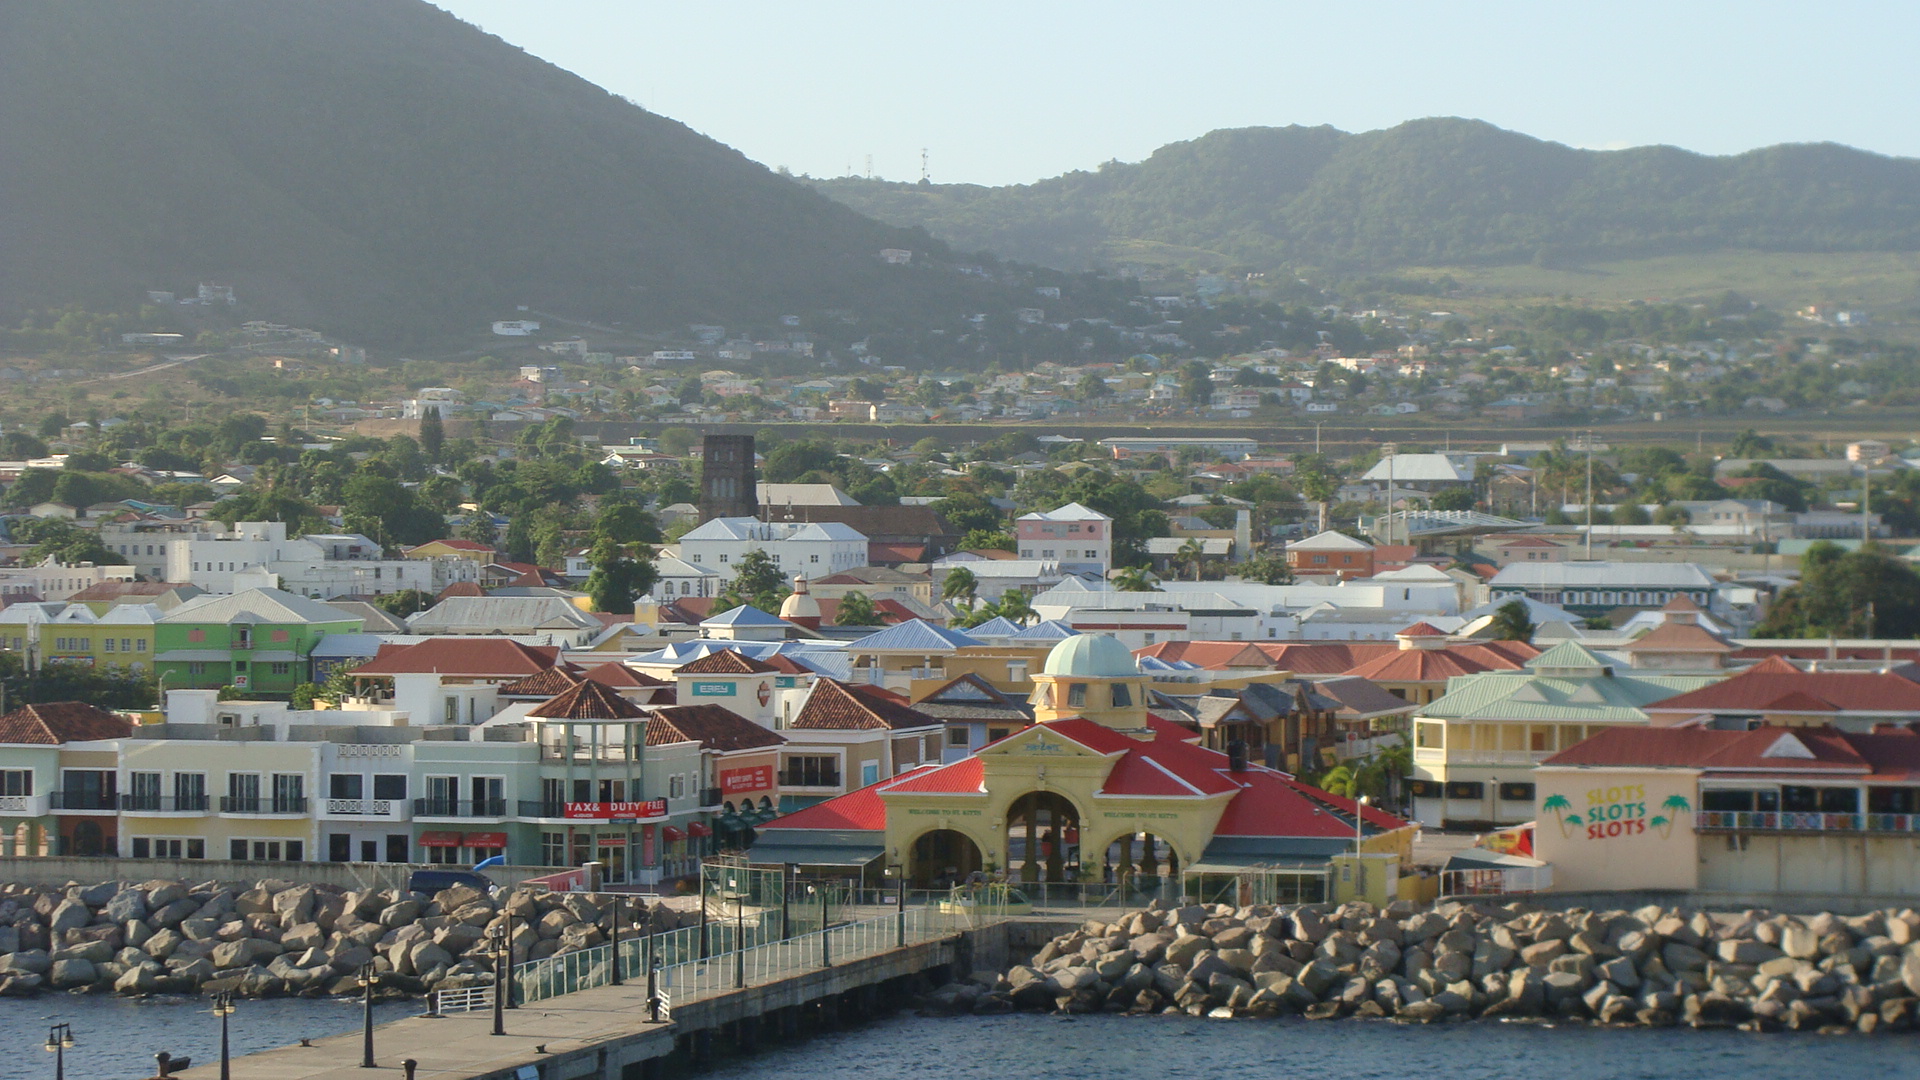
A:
1016;502;1111;577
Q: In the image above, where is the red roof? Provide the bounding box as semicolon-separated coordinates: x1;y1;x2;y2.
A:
882;757;984;794
1212;770;1408;838
674;650;778;675
792;679;938;731
1544;726;1869;772
435;581;487;600
526;680;649;720
757;771;913;832
1141;638;1536;678
1646;662;1920;716
581;662;664;689
0;702;135;745
1396;621;1447;637
351;638;562;678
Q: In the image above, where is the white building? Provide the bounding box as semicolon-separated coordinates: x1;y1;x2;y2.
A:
676;518;866;583
1015;502;1112;578
650;554;722;599
0;559;137;602
165;522;478;598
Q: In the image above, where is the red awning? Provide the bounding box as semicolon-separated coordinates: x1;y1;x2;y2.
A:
418;831;461;846
661;826;686;842
464;832;508;848
686;821;712;838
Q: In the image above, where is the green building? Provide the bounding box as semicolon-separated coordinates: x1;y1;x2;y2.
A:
154;588;361;697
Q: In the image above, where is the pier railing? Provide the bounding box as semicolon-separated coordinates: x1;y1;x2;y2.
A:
515;905;982;1006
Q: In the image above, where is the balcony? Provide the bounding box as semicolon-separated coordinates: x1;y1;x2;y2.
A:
320;797;409;820
518;800;567;820
700;787;723;809
120;794;211;815
50;791;119;813
0;794;51;817
1698;811;1920;834
219;796;308;816
1413;749;1551;767
413;798;507;820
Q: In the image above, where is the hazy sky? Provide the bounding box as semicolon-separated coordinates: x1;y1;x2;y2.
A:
436;1;1920;186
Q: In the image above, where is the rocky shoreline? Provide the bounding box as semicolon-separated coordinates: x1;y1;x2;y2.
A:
0;878;690;999
928;899;1920;1034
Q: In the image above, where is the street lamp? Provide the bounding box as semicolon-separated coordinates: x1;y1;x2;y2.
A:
358;962;376;1069
1354;795;1371;900
728;874;745;989
609;892;623;986
45;1024;73;1080
212;991;236;1080
489;924;507;1036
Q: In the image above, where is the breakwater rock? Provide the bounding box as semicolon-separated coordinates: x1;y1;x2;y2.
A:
0;878;692;999
934;899;1920;1033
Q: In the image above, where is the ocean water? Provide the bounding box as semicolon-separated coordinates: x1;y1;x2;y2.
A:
0;995;417;1079
1;997;1909;1080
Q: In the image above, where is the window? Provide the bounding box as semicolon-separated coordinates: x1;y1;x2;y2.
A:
1085;550;1097;558
783;755;838;787
1445;781;1485;800
542;832;567;867
373;774;406;800
444;697;458;723
689;555;701;563
104;638;115;653
1069;524;1081;533
1042;549;1055;559
175;772;206;809
272;773;304;812
669;775;686;799
1498;782;1535;802
988;727;1011;743
947;727;969;746
330;774;363;800
0;770;32;796
128;771;162;809
1313;554;1327;564
1414;722;1444;749
270;662;291;676
1066;683;1087;707
188;838;205;859
861;762;879;786
719;554;729;563
1110;683;1132;708
810;554;819;563
188;662;206;675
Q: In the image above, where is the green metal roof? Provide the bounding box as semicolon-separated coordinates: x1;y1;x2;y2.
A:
1417;664;1719;723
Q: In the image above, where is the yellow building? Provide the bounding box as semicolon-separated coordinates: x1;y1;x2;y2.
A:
39;603;160;673
752;633;1414;903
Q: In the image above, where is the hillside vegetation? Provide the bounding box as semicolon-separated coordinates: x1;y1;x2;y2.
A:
0;1;1002;344
811;120;1920;273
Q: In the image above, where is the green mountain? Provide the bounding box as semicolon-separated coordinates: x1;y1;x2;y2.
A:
0;1;993;344
811;120;1920;273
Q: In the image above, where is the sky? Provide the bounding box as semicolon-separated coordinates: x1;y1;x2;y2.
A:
436;1;1920;187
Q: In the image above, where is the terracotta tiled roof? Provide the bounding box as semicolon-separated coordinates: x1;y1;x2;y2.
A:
0;702;135;745
525;680;649;720
1619;620;1733;654
434;581;487;600
791;678;939;731
351;638;561;678
674;649;779;675
645;705;785;751
582;662;665;688
1544;725;1870;772
1396;621;1447;637
757;654;815;676
1646;662;1920;715
1342;649;1506;683
496;667;585;697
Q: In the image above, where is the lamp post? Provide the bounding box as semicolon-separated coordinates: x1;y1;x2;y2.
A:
212;991;235;1080
1354;794;1371;900
359;962;376;1068
892;864;906;947
729;874;745;989
502;907;516;1009
609;893;622;986
489;924;507;1036
45;1023;73;1080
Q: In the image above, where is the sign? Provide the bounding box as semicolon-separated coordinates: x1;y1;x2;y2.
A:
563;799;667;821
690;681;737;697
756;681;771;707
594;836;627;847
464;832;507;848
232;674;250;689
1542;784;1692;842
719;765;774;794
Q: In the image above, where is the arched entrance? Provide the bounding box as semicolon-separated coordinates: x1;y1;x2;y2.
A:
907;829;983;888
1096;831;1180;893
1006;792;1081;883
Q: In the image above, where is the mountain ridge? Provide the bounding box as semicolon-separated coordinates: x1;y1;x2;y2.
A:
809;118;1920;273
0;0;1000;345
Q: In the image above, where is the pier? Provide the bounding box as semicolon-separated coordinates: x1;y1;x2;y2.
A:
173;906;1013;1080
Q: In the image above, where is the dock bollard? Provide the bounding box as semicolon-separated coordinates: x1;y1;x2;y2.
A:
402;1059;417;1080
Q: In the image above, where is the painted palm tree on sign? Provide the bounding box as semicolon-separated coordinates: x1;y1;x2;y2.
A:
1658;794;1692;839
1543;793;1575;838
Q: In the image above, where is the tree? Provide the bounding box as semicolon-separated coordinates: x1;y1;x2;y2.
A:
290;682;323;709
13;518;126;566
1237;549;1293;585
457;509;498;549
717;549;787;611
658;426;699;458
419;406;445;461
1487;599;1536;642
1756;543;1920;638
834;590;878;626
593;502;662;546
1178;537;1207;581
1112;566;1159;592
584;538;659;615
961;528;1015;552
1729;428;1775;458
997;590;1034;626
941;567;978;609
1430;488;1475;512
372;589;434;618
931;493;1003;535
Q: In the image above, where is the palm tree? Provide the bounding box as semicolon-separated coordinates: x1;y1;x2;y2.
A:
941;566;978;610
1112;567;1159;592
1657;794;1691;838
1487;600;1537;642
1542;793;1574;838
1317;765;1358;798
1178;537;1206;582
997;590;1034;627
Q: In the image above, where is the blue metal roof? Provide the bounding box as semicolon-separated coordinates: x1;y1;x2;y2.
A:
846;619;981;652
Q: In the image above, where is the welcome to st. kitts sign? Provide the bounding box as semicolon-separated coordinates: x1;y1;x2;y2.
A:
564;799;668;821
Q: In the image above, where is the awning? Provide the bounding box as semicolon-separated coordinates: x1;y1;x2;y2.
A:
241;650;299;662
717;812;747;832
686;821;712;837
1443;849;1549;873
155;650;232;662
464;832;507;847
661;826;686;842
418;831;461;846
1184;858;1331;875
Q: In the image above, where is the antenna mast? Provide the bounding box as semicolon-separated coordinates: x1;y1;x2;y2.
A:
920;147;929;184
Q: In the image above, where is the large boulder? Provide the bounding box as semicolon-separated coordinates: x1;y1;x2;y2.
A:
378;900;422;929
48;899;90;935
102;890;147;925
0;950;52;975
52;940;113;964
272;885;316;928
49;958;96;990
211;937;280;970
114;964;162;995
1717;939;1781;965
